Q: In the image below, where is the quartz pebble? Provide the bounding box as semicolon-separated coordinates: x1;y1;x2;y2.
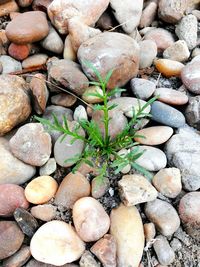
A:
163;40;190;62
39;158;57;176
154;87;188;105
74;105;88;121
31;204;57;221
130;78;156;100
139;40;157;69
2;245;31;267
155;59;184;77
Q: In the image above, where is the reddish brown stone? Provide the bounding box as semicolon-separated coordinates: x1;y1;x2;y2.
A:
8;43;30;61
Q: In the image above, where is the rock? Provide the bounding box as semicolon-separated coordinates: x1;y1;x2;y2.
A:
130;78;156;100
26;259;79;267
25;176;58;204
14;208;38;237
110;0;143;34
0;0;19;17
18;0;33;7
135;126;173;145
96;11;114;30
154;87;188;105
181;61;200;94
144;223;156;242
39;158;57;176
48;59;89;96
0;184;29;216
139;40;157;69
0;138;35;184
139;0;158;28
0;221;24;260
40;24;63;54
152;168;182;198
110;204;144;267
0;55;22;74
9;123;51;166
63;35;76;61
150;101;186;128
170;238;182;252
31;204;57;221
91;234;117;267
179;192;200;241
51;93;77;107
175;14;197;50
30;220;85;265
2;245;31;267
185;96;200;130
79;251;100;267
8;43;30;61
144;28;174;52
5;11;49;44
32;0;53;11
134;146;167;172
118;174;158;206
165;125;200;190
91;176;110;199
78;32;140;90
191;47;200;58
155;59;184;77
55;172;90;210
48;0;109;34
153;235;175;265
163;40;190;62
22;54;48;69
145;199;180;236
74;105;88;121
73;197;110;242
82;86;103;104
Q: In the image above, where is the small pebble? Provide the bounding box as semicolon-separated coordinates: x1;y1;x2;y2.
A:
22;54;48;68
130;78;156;100
163;40;190;62
0;55;22;74
181;61;200;94
74;105;88;121
154;87;188;105
91;176;110;199
144;223;156;242
8;43;30;61
79;251;100;267
2;245;31;267
82;86;103;104
139;40;157;69
155;59;184;77
39;158;57;176
31;204;57;221
51;93;77;107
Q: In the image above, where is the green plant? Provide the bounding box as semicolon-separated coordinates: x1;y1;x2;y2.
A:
36;62;156;182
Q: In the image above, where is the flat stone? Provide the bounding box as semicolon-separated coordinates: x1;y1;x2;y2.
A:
51;93;77;107
181;61;200;94
22;54;48;69
154;87;188;105
26;259;79;267
185;96;200;130
139;40;157;69
163;40;190;62
155;59;184;77
0;55;22;74
31;204;57;221
39;158;57;176
2;245;31;267
130;78;156;100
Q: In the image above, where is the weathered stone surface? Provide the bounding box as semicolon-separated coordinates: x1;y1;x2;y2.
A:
185;96;200;130
39;158;57;176
131;78;156;100
2;245;31;267
181;61;200;94
91;176;110;199
163;40;190;62
32;0;53;11
31;204;57;221
154;87;188;105
79;251;100;267
0;0;19;17
51;93;77;107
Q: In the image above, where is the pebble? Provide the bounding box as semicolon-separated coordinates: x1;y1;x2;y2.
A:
18;0;33;7
5;11;49;44
14;208;38;237
181;61;200;94
32;0;52;11
144;223;156;242
63;35;76;61
110;204;144;267
55;172;90;210
179;192;200;241
30;220;85;265
118;174;158;206
163;40;190;62
185;96;200;130
130;78;156;100
91;234;117;267
0;55;22;73
153;235;175;265
73;197;110;242
170;238;182;252
78;32;140;90
79;251;100;267
175;14;197;50
0;0;19;17
139;0;158;28
51;93;77;107
2;245;31;267
25;176;58;204
154;87;188;105
150;101;186;128
9;123;51;166
26;259;79;267
0;138;36;185
135;146;167;172
74;105;88;121
31;204;57;221
96;11;114;30
22;53;48;69
155;59;184;77
0;184;29;216
145;199;180;236
82;86;103;104
191;47;200;58
39;158;57;176
0;221;24;260
153;168;182;198
91;176;110;199
139;40;157;69
8;43;30;61
135;126;173;145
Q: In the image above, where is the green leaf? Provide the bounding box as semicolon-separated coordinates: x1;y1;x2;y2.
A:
107;103;118;111
107;88;126;97
132;162;153;181
104;69;113;86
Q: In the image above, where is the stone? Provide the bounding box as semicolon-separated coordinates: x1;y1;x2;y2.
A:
135;146;167;172
135;126;173;145
110;204;144;267
39;158;57;176
144;223;156;242
74;105;88;121
96;11;114;30
110;0;143;34
181;61;200;94
179;192;200;241
30;220;85;265
51;93;77;107
170;238;182;252
2;245;31;267
154;87;188;105
153;168;182;198
0;55;22;74
26;259;79;267
145;199;180;236
8;43;30;61
185;96;200;130
32;0;53;11
155;59;184;77
0;0;19;17
130;78;156;100
25;176;58;204
91;176;110;199
63;35;76;61
0;184;29;216
91;234;117;267
22;54;48;69
165;125;200;190
40;24;63;54
31;204;57;221
150;101;186;128
191;47;200;58
48;59;89;96
79;251;100;267
73;197;110;242
0;221;24;260
163;40;190;62
78;32;140;90
139;0;158;28
9;123;51;166
18;0;33;7
118;174;158;206
144;28;174;52
14;208;38;237
139;40;157;69
82;86;103;104
153;235;175;265
5;11;49;44
55;172;90;210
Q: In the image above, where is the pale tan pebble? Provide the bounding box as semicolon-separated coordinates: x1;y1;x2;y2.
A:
31;204;57;221
63;35;76;61
163;40;190;62
82;86;103;104
0;0;19;17
154;87;189;105
144;222;156;242
155;59;184;77
22;54;48;68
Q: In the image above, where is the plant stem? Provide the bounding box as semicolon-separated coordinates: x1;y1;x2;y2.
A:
102;82;109;147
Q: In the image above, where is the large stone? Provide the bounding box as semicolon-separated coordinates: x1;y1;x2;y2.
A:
0;75;31;136
78;32;140;90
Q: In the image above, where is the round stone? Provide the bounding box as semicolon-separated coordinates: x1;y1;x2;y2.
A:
2;245;31;267
154;88;188;105
0;55;22;74
8;43;30;61
181;61;200;94
139;40;157;69
130;78;156;100
155;59;184;77
31;204;57;222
